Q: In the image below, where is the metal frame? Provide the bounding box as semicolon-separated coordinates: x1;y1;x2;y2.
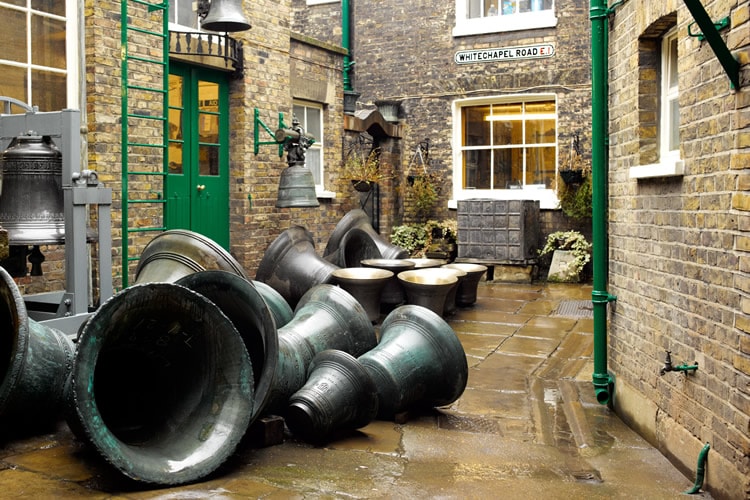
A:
0;106;113;335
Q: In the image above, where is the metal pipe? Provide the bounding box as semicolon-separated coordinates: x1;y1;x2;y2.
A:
590;0;616;405
342;0;354;91
684;442;710;494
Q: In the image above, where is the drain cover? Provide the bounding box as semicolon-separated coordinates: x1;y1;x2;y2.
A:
556;300;593;318
438;414;500;435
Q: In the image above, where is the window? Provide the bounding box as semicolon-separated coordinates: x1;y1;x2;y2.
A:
660;28;680;163
169;0;200;29
454;0;557;37
452;96;559;209
630;24;682;179
293;101;329;195
0;0;78;111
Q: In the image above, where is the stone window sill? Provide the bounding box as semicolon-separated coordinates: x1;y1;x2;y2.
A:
629;159;684;179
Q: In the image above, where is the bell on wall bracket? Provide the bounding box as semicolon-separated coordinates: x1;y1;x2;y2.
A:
197;0;251;33
274;117;320;208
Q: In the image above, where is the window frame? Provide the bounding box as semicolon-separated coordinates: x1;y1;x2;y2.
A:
630;26;683;179
453;0;558;37
293;100;333;198
451;94;559;210
0;0;79;110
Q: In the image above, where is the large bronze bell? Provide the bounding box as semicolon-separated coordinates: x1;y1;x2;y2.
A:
358;304;468;419
263;284;377;415
0;266;74;426
442;263;487;307
134;229;247;284
176;271;278;421
255;226;340;308
397;268;458;316
361;258;416;311
330;267;393;323
324;209;409;266
285;349;378;443
252;279;294;328
0;134;64;245
65;282;255;485
201;0;251;32
276;163;320;208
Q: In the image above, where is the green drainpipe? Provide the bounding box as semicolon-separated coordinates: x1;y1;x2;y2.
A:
342;0;353;91
590;0;616;405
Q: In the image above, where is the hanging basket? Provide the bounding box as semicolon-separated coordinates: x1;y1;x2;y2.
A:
351;179;374;192
560;169;584;185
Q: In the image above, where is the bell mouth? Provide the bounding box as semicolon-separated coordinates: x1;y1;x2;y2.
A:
404;258;448;269
331;267;394;281
397;269;459;286
442;263;488;275
361;258;416;270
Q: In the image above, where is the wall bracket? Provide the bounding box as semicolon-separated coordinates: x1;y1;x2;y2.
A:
254;108;287;156
682;0;740;89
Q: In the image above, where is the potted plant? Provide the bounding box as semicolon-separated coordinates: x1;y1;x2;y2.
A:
342;147;390;192
539;230;592;282
390;219;457;259
558;135;592;220
559;133;591;185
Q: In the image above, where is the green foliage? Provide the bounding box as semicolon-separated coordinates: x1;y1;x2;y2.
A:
391;219;457;257
539;230;592;278
409;173;439;221
342;147;391;184
558;175;592;220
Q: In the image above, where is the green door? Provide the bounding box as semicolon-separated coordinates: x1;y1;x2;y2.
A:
167;63;230;248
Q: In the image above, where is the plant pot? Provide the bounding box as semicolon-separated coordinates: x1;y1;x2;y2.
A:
560;169;584;185
344;90;360;115
351;179;374;192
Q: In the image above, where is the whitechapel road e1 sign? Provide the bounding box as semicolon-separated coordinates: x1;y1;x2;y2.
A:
454;43;555;64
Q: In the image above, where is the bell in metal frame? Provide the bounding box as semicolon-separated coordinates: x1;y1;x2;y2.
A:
275;118;319;208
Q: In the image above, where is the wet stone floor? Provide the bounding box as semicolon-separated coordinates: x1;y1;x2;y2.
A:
0;282;711;499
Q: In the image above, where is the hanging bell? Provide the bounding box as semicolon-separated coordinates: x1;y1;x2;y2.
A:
276;163;320;208
200;0;251;32
0;134;64;246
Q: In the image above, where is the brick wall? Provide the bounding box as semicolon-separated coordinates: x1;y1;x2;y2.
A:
293;0;594;239
607;1;749;498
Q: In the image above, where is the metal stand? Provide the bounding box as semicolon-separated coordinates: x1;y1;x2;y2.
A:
0;105;113;335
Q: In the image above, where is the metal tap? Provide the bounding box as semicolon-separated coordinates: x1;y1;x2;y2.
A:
660;350;699;376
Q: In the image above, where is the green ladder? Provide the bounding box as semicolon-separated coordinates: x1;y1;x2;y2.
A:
120;0;169;287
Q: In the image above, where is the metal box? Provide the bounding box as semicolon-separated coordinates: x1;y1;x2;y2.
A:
457;199;540;262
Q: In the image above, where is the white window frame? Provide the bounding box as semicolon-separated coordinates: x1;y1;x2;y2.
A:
453;0;557;37
451;95;559;210
0;0;79;110
293;101;334;198
630;27;683;179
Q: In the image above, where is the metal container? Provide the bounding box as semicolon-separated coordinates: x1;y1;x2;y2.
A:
330;267;394;323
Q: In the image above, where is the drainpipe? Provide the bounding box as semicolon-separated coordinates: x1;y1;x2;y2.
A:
590;0;616;405
342;0;354;91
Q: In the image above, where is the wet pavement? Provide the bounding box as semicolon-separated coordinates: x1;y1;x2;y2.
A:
0;281;711;499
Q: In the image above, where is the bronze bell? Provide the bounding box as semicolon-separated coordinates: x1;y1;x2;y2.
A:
65;282;255;485
358;304;469;419
397;268;458;316
200;0;251;32
0;266;75;427
324;209;409;266
0;134;64;246
263;284;377;415
134;229;247;284
276;163;319;208
255;226;340;308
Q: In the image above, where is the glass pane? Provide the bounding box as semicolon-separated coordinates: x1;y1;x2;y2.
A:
487;1;499;16
464;149;492;189
668;38;678;88
0;8;27;64
525;146;555;187
525;118;555;144
493;120;521;146
30;69;65;111
525;100;555;114
169;74;183;107
493;149;513;189
306;148;322;185
199;114;219;142
0;65;27;108
199;81;219;111
168;109;183;140
305;107;322;138
4;0;26;6
467;0;482;19
501;0;516;15
463;106;490;146
168;143;184;174
199;145;219;176
31;15;66;69
669;98;679;151
31;0;65;16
